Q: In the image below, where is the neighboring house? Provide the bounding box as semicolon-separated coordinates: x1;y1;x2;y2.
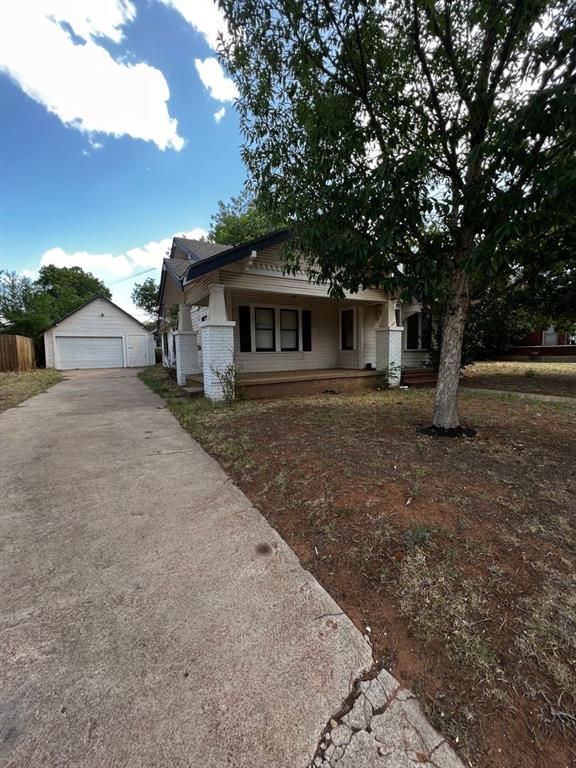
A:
157;228;431;400
44;296;154;370
502;326;576;362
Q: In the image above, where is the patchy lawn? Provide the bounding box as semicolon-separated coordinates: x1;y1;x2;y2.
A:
462;361;576;399
140;366;576;768
0;368;63;412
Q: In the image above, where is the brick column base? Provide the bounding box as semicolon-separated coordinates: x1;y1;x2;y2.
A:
175;331;200;386
375;327;404;387
201;323;235;400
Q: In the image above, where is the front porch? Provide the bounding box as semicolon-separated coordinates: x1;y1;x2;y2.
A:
185;367;381;399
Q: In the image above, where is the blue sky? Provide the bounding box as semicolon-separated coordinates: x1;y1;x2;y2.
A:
0;0;246;319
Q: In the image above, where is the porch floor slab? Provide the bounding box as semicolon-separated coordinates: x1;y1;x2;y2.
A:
189;368;379;385
188;368;380;399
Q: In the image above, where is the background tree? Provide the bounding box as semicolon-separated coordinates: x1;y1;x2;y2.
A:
209;189;280;245
0;266;110;339
131;277;159;323
220;0;576;432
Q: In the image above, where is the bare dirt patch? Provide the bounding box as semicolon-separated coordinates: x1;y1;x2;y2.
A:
140;366;576;767
462;361;576;398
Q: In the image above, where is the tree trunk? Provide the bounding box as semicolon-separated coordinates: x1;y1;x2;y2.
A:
432;273;470;430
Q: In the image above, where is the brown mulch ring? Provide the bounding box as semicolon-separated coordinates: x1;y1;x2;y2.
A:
461;361;576;399
141;367;576;768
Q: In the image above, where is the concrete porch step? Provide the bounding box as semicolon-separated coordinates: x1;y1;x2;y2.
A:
182;385;204;399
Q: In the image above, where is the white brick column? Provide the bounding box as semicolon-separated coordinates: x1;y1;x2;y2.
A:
201;285;236;401
375;301;403;387
201;324;235;399
175;331;200;385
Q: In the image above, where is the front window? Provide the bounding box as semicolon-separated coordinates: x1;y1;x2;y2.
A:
341;309;354;350
255;307;275;351
280;309;299;351
406;312;432;350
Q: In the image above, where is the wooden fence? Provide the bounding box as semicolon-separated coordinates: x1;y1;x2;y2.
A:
0;335;36;372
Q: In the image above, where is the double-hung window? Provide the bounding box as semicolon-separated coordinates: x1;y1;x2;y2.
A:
239;305;312;353
280;309;299;351
255;307;275;351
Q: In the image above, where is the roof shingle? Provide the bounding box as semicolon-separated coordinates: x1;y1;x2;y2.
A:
173;238;230;263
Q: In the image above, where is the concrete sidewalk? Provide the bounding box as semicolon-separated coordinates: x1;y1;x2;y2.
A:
1;369;463;767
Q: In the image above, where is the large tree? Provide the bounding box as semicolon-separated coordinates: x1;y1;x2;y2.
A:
0;266;110;338
220;0;576;432
209;189;280;245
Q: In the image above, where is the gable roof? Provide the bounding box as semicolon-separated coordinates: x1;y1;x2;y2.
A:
171;237;230;263
163;258;191;281
183;228;291;283
45;295;149;332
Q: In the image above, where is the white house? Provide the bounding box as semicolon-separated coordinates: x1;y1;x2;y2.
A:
44;296;154;370
158;229;432;400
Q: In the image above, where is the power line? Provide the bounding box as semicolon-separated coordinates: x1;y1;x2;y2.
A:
108;267;157;286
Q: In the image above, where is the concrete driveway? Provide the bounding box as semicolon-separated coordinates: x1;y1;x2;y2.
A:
1;369;462;768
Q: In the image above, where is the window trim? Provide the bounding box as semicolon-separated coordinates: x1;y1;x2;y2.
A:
403;310;432;351
246;303;310;353
339;307;356;351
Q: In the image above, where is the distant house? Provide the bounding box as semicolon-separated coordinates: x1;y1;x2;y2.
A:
44;296;153;370
157;229;432;400
503;326;576;361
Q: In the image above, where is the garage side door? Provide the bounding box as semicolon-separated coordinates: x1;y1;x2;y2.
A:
56;336;124;369
127;335;149;367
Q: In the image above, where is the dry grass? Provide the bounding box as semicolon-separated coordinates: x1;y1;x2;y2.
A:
140;365;576;767
462;361;576;398
0;369;63;412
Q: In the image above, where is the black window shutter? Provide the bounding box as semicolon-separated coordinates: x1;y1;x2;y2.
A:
239;306;252;352
302;310;312;351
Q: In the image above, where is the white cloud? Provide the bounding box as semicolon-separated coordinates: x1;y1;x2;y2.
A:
0;0;184;151
194;57;238;102
21;269;37;279
40;247;134;277
37;226;209;317
214;106;226;123
158;0;227;49
157;1;237;104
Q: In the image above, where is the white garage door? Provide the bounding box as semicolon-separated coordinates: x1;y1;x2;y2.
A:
56;336;124;369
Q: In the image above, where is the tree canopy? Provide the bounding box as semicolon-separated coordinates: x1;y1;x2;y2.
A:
220;0;576;430
208;189;280;245
0;266;111;338
131;277;159;322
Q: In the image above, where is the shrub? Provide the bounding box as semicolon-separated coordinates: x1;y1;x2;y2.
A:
212;363;245;405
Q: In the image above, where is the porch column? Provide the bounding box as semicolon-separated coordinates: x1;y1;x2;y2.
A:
201;285;236;401
174;304;200;385
375;301;403;387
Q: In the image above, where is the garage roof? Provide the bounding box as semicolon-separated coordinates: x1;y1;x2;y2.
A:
44;295;149;332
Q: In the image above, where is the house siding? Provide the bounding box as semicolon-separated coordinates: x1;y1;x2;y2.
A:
229;290;341;372
183;273;217;306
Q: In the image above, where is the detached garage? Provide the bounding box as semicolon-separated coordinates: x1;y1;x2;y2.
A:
44;296;153;370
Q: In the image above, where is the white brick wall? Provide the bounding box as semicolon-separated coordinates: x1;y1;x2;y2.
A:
175;331;200;385
201;324;235;400
375;327;403;386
